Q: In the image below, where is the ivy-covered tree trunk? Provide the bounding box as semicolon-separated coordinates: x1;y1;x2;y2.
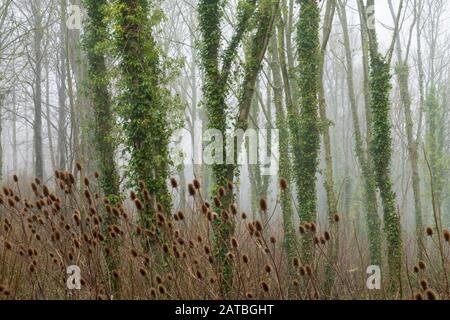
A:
198;0;277;296
425;84;445;217
369;53;402;291
83;0;120;201
293;0;321;261
395;62;424;259
83;0;121;296
359;0;403;291
270;29;296;283
388;0;424;260
338;0;382;266
113;0;172;225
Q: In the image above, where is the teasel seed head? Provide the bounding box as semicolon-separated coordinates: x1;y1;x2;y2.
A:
259;198;268;212
261;281;269;293
418;261;426;270
170;177;178;189
420;279;428;291
425;289;438;300
218;186;226;198
188;184;196;196
299;225;305;234
414;292;424;300
279;178;288;191
443;229;450;242
158;284;166;295
305;265;312;276
139;268;147;277
255;220;263;232
193;179;201;190
134;199;143;211
213;196;222;208
230;204;238;215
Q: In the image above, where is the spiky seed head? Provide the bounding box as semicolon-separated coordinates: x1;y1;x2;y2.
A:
299;225;305;234
425;289;438;300
443;229;450;242
255;220;263;232
418;261;426;270
217;186;226;198
188;184;196;196
279;178;288;190
259;198;268;212
414;292;424;300
170;178;178;189
420;279;428;291
231;237;238;248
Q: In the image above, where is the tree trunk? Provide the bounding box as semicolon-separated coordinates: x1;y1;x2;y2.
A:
32;0;44;179
337;0;382;266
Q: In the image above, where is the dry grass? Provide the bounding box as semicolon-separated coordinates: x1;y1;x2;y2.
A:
0;170;448;300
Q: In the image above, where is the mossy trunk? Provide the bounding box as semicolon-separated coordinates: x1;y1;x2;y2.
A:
293;0;321;261
114;0;172;225
270;29;296;284
338;0;382;266
83;0;120;201
83;0;121;296
369;54;402;292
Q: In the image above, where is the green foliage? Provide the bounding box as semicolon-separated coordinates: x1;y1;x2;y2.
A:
425;84;446;203
197;0;276;296
292;0;321;260
369;53;402;290
82;0;120;200
110;0;174;226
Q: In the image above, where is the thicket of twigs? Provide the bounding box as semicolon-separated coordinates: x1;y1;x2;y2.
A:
0;169;449;300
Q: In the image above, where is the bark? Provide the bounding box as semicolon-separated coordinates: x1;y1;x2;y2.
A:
389;0;424;260
270;28;296;280
318;0;338;294
337;0;382;266
32;0;44;179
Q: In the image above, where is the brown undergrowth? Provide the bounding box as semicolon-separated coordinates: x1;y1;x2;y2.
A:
0;169;448;300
